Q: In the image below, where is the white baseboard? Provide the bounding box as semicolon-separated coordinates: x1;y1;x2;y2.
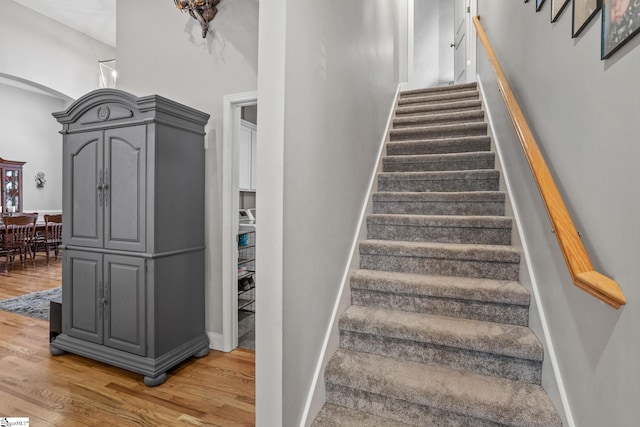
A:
207;331;226;351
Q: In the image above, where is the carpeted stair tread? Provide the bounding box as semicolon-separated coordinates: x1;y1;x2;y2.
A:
312;404;413;427
360;240;520;263
387;135;491;155
400;82;477;98
390;122;487;141
397;90;480;106
395;99;482;116
378;170;500;193
366;214;512;245
393;110;485;128
350;270;530;326
367;214;511;229
351;270;529;306
359;240;520;280
372;191;506;216
383;152;495;172
339;305;543;361
326;350;563;427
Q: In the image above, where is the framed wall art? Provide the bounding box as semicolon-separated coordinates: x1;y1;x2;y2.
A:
537;0;546;11
573;0;602;37
551;0;571;21
602;0;640;58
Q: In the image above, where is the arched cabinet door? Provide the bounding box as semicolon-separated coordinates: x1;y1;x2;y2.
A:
104;126;146;252
63;126;146;252
64;131;104;249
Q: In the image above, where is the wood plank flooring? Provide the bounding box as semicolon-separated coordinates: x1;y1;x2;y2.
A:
0;254;62;300
0;255;256;426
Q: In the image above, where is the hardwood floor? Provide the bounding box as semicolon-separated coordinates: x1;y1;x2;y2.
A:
0;253;62;300
0;255;256;426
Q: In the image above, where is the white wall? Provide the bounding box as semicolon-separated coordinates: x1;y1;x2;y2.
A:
0;0;115;100
256;0;408;425
413;0;455;88
0;1;113;216
476;2;640;426
116;0;258;346
414;0;440;87
0;83;65;214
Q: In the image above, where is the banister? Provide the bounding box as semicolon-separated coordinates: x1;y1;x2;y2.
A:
472;16;626;309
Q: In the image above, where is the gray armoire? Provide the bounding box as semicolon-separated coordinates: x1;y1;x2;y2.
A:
50;89;210;386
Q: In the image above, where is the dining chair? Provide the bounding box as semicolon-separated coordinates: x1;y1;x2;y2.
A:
39;214;63;264
1;213;38;271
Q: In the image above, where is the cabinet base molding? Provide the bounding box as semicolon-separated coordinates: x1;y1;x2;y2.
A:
51;333;210;386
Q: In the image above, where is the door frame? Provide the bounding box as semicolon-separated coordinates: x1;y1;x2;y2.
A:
467;0;478;83
222;91;258;352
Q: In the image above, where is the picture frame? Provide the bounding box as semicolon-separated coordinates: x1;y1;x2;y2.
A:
602;0;640;58
551;0;571;22
573;0;602;37
536;0;546;12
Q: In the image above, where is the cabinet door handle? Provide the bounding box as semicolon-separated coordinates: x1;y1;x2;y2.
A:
104;169;110;207
98;280;103;317
97;169;104;207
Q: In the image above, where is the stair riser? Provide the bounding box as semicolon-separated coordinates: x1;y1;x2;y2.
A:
400;83;477;98
372;200;505;216
359;254;519;281
351;289;528;326
387;138;491;156
390;123;487;142
339;331;541;384
393;112;484;129
396;101;482;116
366;223;511;245
382;157;495;172
398;91;480;106
378;176;500;193
326;383;503;427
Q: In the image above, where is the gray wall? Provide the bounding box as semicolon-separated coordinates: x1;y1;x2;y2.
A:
0;0;115;99
256;0;407;425
0;83;65;214
477;2;640;426
116;0;258;341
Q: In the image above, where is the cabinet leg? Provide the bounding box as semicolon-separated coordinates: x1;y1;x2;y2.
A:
193;347;210;358
50;346;68;356
143;373;167;387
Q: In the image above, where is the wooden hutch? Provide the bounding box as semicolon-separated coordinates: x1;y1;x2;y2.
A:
0;157;25;214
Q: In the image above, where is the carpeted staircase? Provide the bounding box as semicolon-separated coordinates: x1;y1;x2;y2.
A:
312;83;562;426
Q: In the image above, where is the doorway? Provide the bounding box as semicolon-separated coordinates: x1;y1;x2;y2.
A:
408;0;477;88
222;91;258;352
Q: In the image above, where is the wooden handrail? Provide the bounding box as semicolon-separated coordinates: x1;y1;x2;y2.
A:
473;16;626;309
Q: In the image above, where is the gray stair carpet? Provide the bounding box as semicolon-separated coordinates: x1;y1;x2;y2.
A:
312;82;562;426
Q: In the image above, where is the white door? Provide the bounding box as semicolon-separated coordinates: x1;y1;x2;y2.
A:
453;0;468;83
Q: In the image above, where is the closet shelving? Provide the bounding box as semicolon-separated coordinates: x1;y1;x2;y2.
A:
238;229;255;312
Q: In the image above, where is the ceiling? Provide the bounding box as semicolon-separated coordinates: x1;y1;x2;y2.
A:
12;0;116;47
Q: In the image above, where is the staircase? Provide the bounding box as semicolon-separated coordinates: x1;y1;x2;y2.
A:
312;83;562;426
